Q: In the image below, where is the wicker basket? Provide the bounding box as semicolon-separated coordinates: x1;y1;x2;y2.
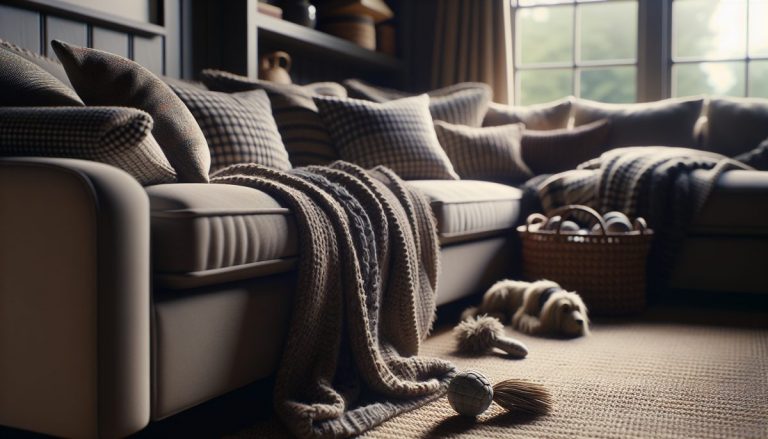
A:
518;205;653;315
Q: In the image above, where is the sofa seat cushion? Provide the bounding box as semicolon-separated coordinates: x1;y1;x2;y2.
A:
146;183;298;288
407;180;522;244
690;170;768;235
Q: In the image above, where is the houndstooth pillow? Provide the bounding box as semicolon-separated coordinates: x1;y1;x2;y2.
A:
314;94;459;180
170;84;292;173
434;120;532;183
200;69;346;167
342;79;491;127
0;107;176;185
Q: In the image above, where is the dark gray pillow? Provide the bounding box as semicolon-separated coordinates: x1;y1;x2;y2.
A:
433;120;532;182
170;84;292;173
0;38;73;88
201;69;346;166
0;107;176;185
0;47;83;106
482;98;573;130
703;97;768;157
314;94;459;180
522;119;612;175
51;40;211;183
342;78;491;127
573;97;704;149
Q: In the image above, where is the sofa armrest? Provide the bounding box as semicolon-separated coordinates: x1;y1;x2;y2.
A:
0;158;150;438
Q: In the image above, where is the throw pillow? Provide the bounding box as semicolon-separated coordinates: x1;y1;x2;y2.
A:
0;38;73;88
521;119;612;175
201;69;345;166
702;97;768;157
572;97;704;148
342;78;491;127
0;47;83;106
0;107;176;185
51;40;211;183
170;84;292;173
482;98;573;130
314;94;459;180
433;120;532;182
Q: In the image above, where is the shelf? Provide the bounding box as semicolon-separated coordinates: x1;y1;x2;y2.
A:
256;13;403;72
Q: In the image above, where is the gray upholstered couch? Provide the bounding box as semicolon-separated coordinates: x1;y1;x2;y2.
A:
0;156;520;437
2;95;768;438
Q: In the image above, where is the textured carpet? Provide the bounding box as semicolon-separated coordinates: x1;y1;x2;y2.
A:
230;320;768;438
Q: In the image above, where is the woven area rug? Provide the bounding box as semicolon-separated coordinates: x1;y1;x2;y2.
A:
230;319;768;438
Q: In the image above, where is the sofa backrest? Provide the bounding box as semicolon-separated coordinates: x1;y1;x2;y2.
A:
571;96;705;150
698;97;768;157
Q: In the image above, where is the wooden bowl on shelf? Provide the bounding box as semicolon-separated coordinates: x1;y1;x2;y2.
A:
318;14;376;50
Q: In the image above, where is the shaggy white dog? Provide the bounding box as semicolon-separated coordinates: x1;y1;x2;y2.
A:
462;279;590;337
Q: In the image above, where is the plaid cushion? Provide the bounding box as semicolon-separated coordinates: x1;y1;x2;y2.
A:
0;107;176;185
483;98;572;130
1;46;83;106
521;119;612;175
200;69;346;167
170;84;291;172
342;79;491;126
314;94;459;180
434;120;532;182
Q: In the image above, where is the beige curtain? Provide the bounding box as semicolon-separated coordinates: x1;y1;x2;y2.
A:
431;0;513;104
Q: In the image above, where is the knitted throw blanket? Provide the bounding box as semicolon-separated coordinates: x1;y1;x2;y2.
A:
211;162;456;438
538;146;751;286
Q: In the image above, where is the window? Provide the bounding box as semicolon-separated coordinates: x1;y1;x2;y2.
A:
513;0;639;105
671;0;768;98
512;0;768;104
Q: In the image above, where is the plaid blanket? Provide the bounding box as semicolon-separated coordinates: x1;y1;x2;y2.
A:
538;146;751;287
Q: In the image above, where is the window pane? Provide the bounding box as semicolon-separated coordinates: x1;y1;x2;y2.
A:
673;62;746;96
517;69;573;105
580;66;636;103
673;0;747;60
749;0;768;57
517;6;574;65
749;61;768;98
518;0;573;5
579;1;637;62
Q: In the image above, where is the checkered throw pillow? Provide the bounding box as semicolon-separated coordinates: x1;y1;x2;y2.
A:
200;69;346;167
170;84;292;172
314;94;459;180
434;120;532;182
342;79;491;127
0;107;176;185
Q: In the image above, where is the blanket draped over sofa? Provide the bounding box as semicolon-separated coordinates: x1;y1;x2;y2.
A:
538;147;752;287
211;162;456;438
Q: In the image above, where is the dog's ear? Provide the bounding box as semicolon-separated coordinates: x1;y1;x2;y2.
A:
538;294;563;333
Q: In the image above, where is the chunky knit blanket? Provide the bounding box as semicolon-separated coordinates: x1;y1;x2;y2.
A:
212;161;456;438
538;146;751;286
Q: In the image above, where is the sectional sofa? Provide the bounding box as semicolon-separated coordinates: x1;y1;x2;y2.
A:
2;57;768;438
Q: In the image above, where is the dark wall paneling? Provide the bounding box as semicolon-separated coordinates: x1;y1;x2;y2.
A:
92;26;128;58
163;0;181;78
0;0;178;77
0;3;41;52
44;15;88;55
132;34;163;75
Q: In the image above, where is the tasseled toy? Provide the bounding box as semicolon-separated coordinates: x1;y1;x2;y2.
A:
454;315;528;358
447;370;553;417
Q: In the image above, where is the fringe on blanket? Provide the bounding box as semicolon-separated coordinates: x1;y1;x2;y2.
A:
211;161;456;439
